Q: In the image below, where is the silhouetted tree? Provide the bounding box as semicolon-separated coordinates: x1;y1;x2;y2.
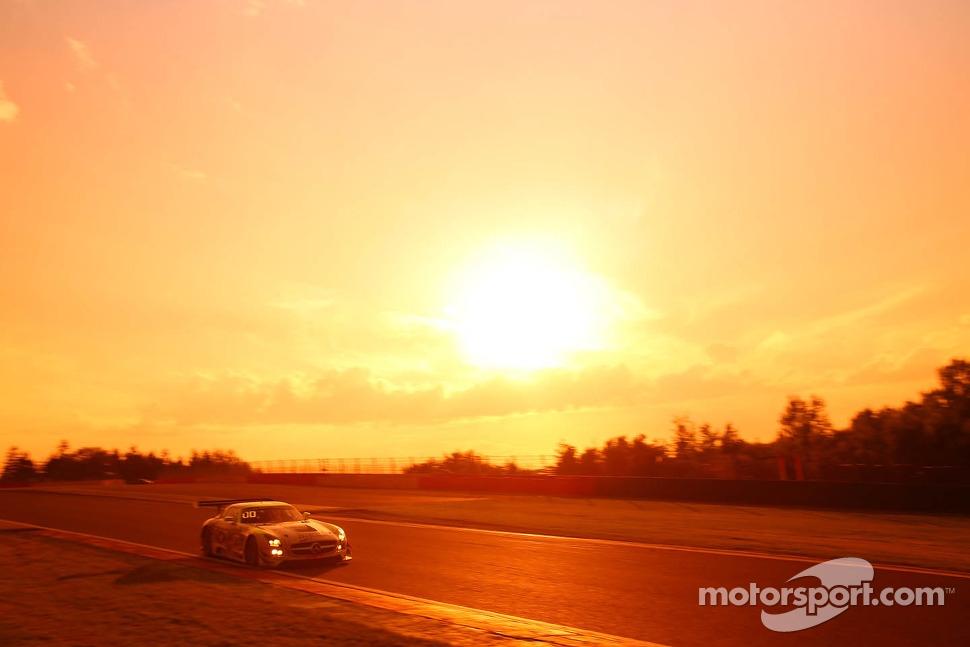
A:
188;449;252;477
673;417;699;461
777;395;832;479
848;409;888;462
555;443;580;475
578;448;600;475
629;435;665;475
404;451;520;475
721;424;741;454
44;446;117;481
1;447;36;483
698;423;719;453
921;359;970;465
603;436;632;475
118;446;166;482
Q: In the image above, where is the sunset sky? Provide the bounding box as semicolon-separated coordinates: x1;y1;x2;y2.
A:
2;0;969;464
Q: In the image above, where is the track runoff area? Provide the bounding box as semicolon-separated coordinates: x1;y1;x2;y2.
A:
3;518;663;647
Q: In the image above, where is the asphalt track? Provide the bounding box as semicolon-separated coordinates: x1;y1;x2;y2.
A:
1;490;967;646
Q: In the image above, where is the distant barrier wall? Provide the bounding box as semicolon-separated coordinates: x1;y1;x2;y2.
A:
0;478;128;488
245;473;420;489
14;470;961;513
415;474;970;513
416;475;597;497
240;472;970;512
600;476;970;512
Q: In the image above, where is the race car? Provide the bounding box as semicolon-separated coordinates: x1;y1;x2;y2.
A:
197;498;351;567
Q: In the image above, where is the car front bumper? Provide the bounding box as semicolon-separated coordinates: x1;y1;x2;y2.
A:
261;543;351;567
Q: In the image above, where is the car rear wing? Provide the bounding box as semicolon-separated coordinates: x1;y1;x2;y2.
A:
195;498;276;510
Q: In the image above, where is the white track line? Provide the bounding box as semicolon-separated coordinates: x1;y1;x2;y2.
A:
14;489;970;579
324;515;970;580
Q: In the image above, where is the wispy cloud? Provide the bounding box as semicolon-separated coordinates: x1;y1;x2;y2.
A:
66;37;98;72
843;347;944;388
804;285;926;337
144;365;642;426
64;38;129;106
104;74;130;108
0;81;19;122
266;282;337;314
168;163;207;182
243;0;264;17
750;286;926;363
242;0;307;18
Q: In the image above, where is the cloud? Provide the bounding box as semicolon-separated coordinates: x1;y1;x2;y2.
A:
241;0;307;17
143;364;643;427
802;285;926;338
66;38;98;72
0;81;19;122
105;74;130;108
168;163;207;182
705;342;739;364
63;39;129;107
243;0;264;16
652;364;761;403
842;349;944;388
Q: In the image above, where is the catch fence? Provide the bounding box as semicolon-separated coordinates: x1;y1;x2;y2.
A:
248;455;553;475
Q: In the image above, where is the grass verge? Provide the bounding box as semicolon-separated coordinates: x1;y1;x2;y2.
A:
0;528;468;646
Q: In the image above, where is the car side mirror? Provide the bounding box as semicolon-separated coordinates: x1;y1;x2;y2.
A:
303;512;311;520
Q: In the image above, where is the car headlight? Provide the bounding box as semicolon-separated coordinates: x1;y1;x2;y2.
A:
337;530;346;542
267;537;281;547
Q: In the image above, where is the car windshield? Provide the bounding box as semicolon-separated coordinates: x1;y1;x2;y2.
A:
240;506;303;524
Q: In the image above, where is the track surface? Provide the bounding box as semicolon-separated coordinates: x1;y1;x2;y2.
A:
2;490;966;647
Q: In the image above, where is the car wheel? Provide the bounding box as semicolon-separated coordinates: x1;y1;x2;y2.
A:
244;537;260;567
201;527;214;557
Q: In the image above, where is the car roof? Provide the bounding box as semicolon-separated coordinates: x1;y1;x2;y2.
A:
229;501;292;509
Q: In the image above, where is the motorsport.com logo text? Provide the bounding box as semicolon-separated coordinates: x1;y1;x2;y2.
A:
698;557;954;632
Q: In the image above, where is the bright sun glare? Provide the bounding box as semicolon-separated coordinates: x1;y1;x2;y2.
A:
449;243;607;371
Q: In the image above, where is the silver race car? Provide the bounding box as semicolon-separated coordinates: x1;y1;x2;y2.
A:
198;499;351;567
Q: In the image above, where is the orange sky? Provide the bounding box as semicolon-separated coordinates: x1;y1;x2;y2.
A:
2;0;969;463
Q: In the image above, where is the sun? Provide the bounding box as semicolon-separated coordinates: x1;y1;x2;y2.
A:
447;242;607;371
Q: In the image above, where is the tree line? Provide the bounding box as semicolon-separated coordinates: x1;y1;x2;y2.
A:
0;441;252;484
552;358;970;482
404;450;525;475
408;359;970;483
5;358;968;484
